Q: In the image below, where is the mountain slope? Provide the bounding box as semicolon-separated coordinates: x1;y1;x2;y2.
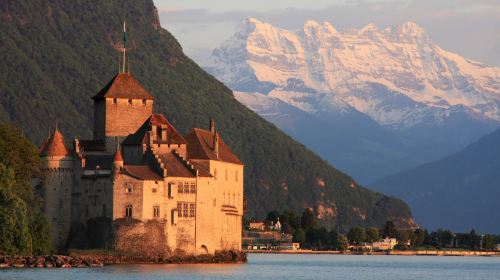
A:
373;128;500;233
0;0;414;230
206;18;500;183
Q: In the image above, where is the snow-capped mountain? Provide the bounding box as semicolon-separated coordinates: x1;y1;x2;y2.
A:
206;18;500;183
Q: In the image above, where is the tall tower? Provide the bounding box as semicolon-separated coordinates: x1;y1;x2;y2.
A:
91;23;154;150
39;128;73;249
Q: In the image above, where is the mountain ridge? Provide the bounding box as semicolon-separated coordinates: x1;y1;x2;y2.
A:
372;127;500;233
206;17;499;183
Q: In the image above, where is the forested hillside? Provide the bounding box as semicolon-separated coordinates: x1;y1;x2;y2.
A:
0;0;414;230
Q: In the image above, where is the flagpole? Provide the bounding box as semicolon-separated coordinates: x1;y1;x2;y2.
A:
122;21;126;73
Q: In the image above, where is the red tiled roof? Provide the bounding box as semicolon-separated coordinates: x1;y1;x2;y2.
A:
189;161;212;177
92;73;154;100
158;153;196;178
185;128;242;165
122;114;187;145
40;129;70;157
123;165;163;180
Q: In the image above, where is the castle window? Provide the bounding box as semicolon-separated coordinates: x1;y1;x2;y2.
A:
152;188;157;193
153;206;160;218
189;204;195;217
178;182;184;193
177;202;182;217
184;183;190;193
126;185;133;193
125;204;133;218
190;182;196;194
142;99;147;106
113;98;117;104
102;204;107;217
183;203;188;218
128;99;132;105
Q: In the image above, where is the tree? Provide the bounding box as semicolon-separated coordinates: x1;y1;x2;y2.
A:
383;221;398;238
365;227;379;243
0;124;52;255
293;228;306;243
482;234;495;250
412;228;426;248
347;227;366;245
266;210;279;224
301;208;317;230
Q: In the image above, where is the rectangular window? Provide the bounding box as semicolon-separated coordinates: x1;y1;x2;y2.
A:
190;182;196;193
189;203;195;217
153;206;160;218
177;202;183;217
152;188;158;193
128;99;132;105
183;203;188;218
178;182;183;194
126;185;133;193
113;98;117;104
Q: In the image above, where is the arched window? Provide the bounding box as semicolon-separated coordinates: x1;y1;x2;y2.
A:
125;204;132;218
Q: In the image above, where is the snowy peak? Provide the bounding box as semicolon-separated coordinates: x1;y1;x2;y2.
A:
208;18;500;127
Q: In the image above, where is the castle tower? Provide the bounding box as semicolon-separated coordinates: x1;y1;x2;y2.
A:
92;73;154;150
39;128;73;249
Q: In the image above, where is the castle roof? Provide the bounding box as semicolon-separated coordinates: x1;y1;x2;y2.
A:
114;147;123;162
158;153;196;178
123;165;163;180
186;128;242;165
40;128;70;157
92;73;154;100
122;114;187;145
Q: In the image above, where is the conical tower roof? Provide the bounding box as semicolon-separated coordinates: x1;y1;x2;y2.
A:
40;128;70;157
114;147;124;162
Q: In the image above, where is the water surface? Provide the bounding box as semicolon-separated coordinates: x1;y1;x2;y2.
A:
1;254;499;280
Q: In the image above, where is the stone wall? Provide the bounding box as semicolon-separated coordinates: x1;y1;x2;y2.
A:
104;98;153;138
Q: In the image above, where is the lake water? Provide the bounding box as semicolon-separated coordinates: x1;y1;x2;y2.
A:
1;254;500;280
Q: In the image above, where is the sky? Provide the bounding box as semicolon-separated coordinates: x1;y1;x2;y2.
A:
154;0;500;66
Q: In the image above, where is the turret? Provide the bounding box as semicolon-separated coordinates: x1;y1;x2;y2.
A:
209;116;215;134
39;127;73;250
113;146;124;174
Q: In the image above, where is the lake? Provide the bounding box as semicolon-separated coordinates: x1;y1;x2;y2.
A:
1;253;500;280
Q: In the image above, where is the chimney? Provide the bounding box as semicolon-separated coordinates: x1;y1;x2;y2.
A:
214;131;219;159
161;125;167;142
210;116;215;134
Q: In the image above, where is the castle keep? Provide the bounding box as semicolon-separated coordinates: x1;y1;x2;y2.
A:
39;70;244;255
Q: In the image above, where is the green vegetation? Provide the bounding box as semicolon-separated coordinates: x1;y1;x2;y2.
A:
0;123;52;255
0;0;413;230
262;210;500;251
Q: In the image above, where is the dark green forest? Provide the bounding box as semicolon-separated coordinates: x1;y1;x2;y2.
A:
0;0;413;231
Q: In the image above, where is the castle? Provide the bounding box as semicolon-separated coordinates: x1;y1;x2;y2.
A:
38;68;244;255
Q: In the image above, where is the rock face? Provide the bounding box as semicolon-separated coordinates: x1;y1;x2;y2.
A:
207;18;500;183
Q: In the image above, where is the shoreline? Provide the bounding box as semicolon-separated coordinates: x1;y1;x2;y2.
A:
244;249;500;257
0;250;247;269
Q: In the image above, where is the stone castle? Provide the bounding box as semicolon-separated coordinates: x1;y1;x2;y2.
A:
38;70;244;255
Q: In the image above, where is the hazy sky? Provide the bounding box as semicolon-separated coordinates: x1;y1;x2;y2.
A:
154;0;500;66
